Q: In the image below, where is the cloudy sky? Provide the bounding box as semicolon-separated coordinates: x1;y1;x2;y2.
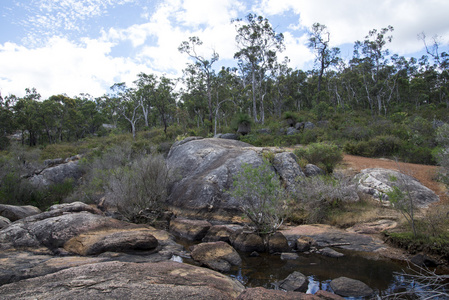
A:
1;0;449;99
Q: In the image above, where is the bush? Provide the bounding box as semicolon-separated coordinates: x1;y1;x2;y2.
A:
229;160;288;235
294;173;358;223
294;143;343;173
106;154;172;224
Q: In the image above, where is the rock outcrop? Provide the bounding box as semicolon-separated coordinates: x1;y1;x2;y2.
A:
355;168;439;208
166;137;304;218
0;261;245;299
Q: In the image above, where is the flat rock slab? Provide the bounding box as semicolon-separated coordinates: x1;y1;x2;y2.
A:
237;287;343;300
64;228;158;255
330;276;374;297
282;224;386;252
0;260;245;300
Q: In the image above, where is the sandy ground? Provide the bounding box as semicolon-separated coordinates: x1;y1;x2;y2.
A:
340;154;448;204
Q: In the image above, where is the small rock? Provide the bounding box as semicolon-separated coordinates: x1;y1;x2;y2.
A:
280;253;299;260
169;218;211;241
268;232;290;253
303;164;325;177
279;271;309;292
231;231;265;252
249;251;260;257
202;225;242;243
330;277;373;297
296;237;314;252
411;254;438;267
320;247;344;258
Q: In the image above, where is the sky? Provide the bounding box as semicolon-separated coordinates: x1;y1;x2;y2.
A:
1;0;449;99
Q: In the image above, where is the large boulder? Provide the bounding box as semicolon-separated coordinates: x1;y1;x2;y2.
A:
0;261;245;299
166;138;303;218
0;204;41;222
28;160;82;188
330;277;373;297
355;168;439;208
273;152;305;191
0;202;150;251
190;241;242;272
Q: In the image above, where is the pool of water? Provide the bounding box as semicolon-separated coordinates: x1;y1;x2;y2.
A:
174;238;448;298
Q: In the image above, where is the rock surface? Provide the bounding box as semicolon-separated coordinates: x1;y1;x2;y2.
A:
282;224;386;252
166;138;303;218
0;216;11;229
355;168;439;208
28;160;82;188
191;241;242;272
330;276;374;297
64;228;159;255
279;271;309;292
0;204;41;222
231;231;265;252
320;247;344;258
169;218;211;241
268;232;291;253
0;261;245;299
202;224;243;243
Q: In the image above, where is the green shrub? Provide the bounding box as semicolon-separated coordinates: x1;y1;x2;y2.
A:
294;143;343;173
229;160;288;235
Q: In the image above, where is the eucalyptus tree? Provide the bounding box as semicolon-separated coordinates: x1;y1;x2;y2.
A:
154;76;176;134
234;13;285;123
13;88;42;146
179;36;219;132
111;82;142;140
134;73;157;128
0;94;16;149
352;25;395;115
307;23;341;103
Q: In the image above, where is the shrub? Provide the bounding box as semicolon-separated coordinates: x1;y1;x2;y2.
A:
294;142;343;173
106;154;172;224
294;173;358;223
229;160;288;235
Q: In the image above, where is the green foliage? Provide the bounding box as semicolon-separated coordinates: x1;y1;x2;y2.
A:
229;160;288;235
231;113;252;131
294;142;343;173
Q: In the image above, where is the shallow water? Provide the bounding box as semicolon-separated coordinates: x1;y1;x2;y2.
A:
173;238;448;298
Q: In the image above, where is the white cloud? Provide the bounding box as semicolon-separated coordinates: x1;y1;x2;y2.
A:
257;0;449;55
0;37;149;98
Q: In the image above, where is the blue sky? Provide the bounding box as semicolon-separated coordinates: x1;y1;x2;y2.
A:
1;0;449;99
